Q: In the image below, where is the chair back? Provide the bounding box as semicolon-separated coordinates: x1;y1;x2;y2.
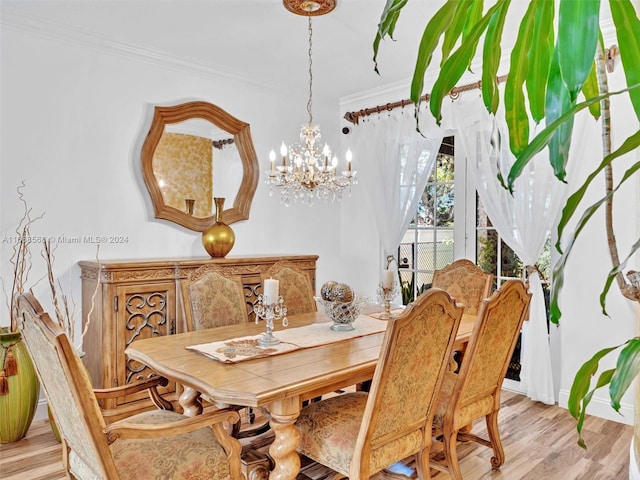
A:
453;279;531;418
351;288;463;477
432;259;493;315
16;292;119;479
261;261;316;315
182;265;248;331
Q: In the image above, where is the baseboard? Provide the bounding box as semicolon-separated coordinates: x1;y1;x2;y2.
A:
502;378;525;395
34;398;49;422
558;388;634;425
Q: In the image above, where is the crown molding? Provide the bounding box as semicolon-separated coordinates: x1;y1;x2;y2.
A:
0;8;282;94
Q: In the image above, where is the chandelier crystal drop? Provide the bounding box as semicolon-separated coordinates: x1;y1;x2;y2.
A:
266;2;357;206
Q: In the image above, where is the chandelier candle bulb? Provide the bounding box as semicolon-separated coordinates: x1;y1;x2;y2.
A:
264;278;279;305
269;149;276;172
346;149;353;172
382;269;394;289
280;142;287;166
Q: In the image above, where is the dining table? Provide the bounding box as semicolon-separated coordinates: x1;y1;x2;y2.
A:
125;305;476;480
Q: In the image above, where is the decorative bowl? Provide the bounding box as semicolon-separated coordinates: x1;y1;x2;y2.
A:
316;296;368;331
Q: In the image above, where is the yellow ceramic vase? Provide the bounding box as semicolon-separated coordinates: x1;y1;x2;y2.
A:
202;197;235;257
0;328;40;443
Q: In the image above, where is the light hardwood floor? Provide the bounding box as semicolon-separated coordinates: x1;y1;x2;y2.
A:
0;390;633;480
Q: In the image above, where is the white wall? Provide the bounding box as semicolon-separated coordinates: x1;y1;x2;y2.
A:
556;65;639;424
0;18;364;349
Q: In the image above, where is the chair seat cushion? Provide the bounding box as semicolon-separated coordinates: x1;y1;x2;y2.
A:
109;410;231;480
433;372;493;431
295;392;368;476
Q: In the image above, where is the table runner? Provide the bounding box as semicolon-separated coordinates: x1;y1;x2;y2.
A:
186;314;389;364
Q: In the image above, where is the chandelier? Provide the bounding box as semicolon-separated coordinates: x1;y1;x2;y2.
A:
266;0;357;206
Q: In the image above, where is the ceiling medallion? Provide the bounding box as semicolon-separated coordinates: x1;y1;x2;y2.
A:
283;0;336;16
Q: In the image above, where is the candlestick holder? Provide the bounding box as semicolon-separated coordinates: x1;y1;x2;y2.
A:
254;294;288;346
376;281;399;320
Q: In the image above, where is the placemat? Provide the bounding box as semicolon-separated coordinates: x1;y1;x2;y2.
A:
186;314;388;364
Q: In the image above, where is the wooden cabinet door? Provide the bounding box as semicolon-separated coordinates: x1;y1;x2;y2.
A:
114;282;177;406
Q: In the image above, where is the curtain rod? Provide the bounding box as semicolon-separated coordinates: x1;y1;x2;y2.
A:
343;75;508;125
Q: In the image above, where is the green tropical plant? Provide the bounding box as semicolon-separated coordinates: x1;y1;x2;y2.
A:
374;0;640;448
400;277;415;305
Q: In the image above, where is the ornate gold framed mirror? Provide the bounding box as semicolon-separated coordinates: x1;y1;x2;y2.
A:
141;101;259;231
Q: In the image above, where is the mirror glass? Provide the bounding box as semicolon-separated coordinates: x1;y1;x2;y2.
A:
141;101;259;231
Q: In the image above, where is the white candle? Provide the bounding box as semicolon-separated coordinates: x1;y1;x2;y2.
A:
269;149;276;172
382;269;394;289
264;278;279;305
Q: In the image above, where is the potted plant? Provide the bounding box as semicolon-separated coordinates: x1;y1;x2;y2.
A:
373;0;640;457
0;183;41;443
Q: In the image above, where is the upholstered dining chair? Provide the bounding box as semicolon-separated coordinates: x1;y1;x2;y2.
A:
430;279;532;480
261;261;316;316
16;292;245;480
295;288;464;479
432;258;493;316
182;265;249;331
182;265;269;438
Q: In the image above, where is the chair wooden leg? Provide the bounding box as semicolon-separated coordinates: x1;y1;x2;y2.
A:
416;449;432;479
442;427;463;480
485;411;505;469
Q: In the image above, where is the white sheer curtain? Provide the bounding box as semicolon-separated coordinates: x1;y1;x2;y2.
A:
450;93;576;405
350;108;443;269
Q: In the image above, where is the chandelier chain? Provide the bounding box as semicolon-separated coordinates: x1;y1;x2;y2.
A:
266;2;357;206
307;14;313;125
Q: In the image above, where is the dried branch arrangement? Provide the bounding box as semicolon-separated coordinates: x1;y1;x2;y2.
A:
41;240;101;346
2;182;44;332
42;240;76;344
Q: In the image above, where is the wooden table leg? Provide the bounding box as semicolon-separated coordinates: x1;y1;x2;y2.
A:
267;397;301;480
179;386;203;417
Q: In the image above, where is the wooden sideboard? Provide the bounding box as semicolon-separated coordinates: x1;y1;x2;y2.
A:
79;254;318;422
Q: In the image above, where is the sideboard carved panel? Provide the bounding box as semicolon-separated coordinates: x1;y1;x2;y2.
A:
79;254;318;421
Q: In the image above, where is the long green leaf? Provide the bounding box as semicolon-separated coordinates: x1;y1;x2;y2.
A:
482;0;510;114
550;190;604;323
373;0;409;74
507;84;640;192
610;338;640;412
581;58;601;119
545;47;574;182
568;345;619;418
462;0;484;43
550;149;640;324
441;0;473;65
576;368;615;448
601;235;640;316
610;0;640;121
557;0;600;101
504;0;539;156
409;0;459;103
526;0;554;123
429;1;506;122
556;130;640;254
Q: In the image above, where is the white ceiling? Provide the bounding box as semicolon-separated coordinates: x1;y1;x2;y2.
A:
4;1;613;106
1;0;463;102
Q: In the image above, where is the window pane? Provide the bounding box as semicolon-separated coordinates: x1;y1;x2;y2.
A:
436;184;454;226
399;137;455;304
435;229;454;268
477;228;497;277
500;239;522;279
